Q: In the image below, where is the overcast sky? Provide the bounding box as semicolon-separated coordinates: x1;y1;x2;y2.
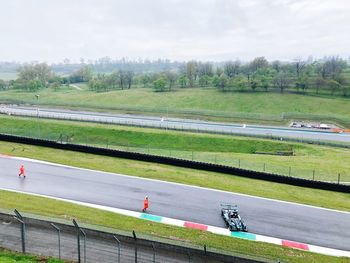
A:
1;0;350;62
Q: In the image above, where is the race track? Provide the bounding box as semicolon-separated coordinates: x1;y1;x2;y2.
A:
1;105;350;143
0;156;349;251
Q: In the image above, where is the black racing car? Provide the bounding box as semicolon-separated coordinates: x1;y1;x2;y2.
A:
221;204;247;232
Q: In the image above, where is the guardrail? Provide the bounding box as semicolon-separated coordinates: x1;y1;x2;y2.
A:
0;133;349;193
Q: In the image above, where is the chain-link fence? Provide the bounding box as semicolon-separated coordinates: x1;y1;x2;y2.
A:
0;210;269;263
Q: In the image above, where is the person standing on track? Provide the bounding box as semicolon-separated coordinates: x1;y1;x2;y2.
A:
18;165;26;178
142;196;149;212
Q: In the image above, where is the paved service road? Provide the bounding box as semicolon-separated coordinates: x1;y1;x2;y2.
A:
0;157;349;251
1;105;350;143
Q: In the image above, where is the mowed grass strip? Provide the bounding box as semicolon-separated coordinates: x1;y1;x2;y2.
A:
0;141;349;212
1;115;350;181
0;190;349;263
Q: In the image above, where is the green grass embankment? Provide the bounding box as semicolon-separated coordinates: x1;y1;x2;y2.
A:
1;87;350;126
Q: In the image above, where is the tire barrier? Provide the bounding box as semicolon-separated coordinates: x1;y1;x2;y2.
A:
0;133;349;193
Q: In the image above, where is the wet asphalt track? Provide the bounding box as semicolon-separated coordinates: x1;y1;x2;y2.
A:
1;106;350;143
0;157;349;251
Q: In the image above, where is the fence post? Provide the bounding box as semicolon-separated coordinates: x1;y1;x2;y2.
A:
80;228;86;263
133;231;137;263
238;159;241;168
289;167;291;176
338;173;341;184
204;244;207;263
73;219;81;263
14;209;25;253
263;163;266;172
50;223;61;259
312;170;315;181
152;243;156;263
113;235;121;263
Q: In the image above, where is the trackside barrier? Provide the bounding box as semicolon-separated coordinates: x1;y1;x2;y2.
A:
0;133;349;193
1;212;267;263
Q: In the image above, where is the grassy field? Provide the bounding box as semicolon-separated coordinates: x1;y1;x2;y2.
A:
0;247;62;263
0;190;349;263
1;87;350;126
1;115;349;182
0;140;349;212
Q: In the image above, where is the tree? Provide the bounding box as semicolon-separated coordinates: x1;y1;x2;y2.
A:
27;79;43;91
273;72;291;93
186;61;198;87
153;75;167;92
107;71;120;90
165;71;177;91
232;74;248;91
178;74;188;88
0;79;7;90
294;57;307;79
253;68;275;92
199;75;211;87
324;56;347;80
198;62;213;77
125;70;134;89
17;63;53;88
313;77;326;94
249;57;268;72
140;74;151;88
260;75;270;92
224;61;240;78
69;65;93;83
249;77;260;91
271;60;282;72
217;74;228;91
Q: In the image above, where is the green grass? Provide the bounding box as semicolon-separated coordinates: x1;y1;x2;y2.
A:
0;191;349;263
0;87;350;126
0;140;349;212
0;247;63;263
1;115;350;182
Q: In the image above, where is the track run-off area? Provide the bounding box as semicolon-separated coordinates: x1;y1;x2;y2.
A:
1;105;350;143
0;154;349;258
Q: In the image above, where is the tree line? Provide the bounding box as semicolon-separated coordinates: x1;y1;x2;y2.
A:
0;56;349;97
147;56;349;96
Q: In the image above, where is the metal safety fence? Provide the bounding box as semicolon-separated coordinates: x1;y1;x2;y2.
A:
0;210;268;263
